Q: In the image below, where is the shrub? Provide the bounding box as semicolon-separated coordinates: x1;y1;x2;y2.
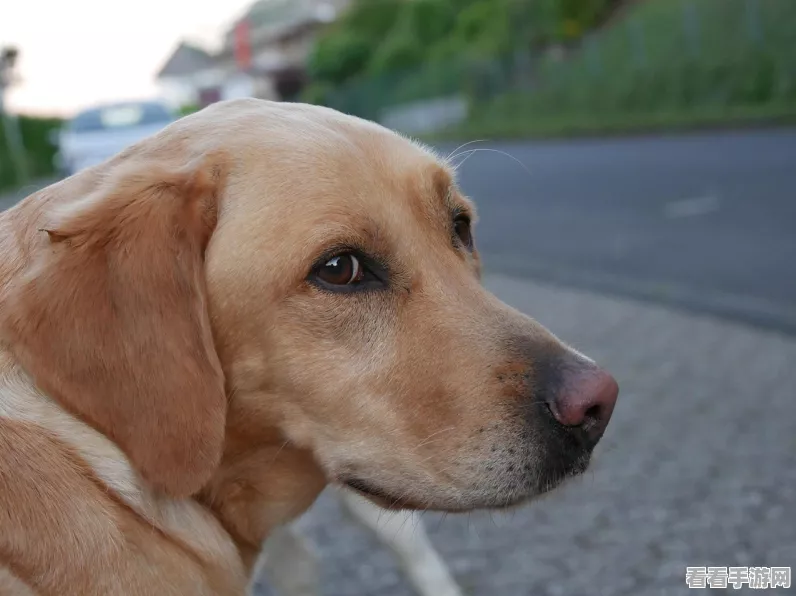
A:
0;115;61;192
308;30;372;85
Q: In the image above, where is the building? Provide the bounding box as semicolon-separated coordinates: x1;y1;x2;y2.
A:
156;0;350;109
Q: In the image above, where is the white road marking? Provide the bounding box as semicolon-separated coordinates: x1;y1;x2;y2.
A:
664;194;721;219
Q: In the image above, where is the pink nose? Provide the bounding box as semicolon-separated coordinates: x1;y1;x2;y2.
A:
547;365;619;446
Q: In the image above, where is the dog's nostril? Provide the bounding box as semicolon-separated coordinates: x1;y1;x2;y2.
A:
584;403;602;423
545;365;619;446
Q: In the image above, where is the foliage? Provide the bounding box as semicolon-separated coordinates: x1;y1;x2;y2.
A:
448;1;514;58
178;104;200;116
305;0;796;138
368;26;424;76
307;30;372;85
460;0;796;137
307;0;623;91
0;115;61;192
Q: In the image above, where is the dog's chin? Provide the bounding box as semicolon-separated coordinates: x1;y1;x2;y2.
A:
340;452;593;512
529;451;593;499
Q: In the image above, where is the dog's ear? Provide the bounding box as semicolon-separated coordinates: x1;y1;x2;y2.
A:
3;153;228;497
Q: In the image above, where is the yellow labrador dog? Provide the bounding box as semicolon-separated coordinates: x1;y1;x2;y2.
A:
0;99;618;595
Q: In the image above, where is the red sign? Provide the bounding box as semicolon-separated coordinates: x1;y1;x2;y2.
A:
234;19;252;71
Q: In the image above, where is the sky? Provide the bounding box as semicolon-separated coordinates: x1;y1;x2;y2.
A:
1;0;255;116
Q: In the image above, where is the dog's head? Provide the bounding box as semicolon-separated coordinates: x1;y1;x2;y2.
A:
2;99;617;512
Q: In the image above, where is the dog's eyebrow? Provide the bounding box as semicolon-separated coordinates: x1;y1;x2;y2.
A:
432;167;473;219
444;185;477;223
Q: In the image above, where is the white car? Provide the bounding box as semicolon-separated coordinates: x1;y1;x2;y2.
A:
53;101;177;177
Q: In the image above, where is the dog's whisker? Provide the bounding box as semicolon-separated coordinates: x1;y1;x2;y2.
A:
396;510;414;537
435;511;449;533
259;440;290;476
450;147;534;179
413;509;428;534
416;426;457;449
446;139;487;164
453;148;480;170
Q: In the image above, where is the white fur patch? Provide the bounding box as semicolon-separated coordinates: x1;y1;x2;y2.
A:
0;352;243;577
0;564;37;596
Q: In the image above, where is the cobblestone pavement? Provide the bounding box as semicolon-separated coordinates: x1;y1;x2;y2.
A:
257;274;796;596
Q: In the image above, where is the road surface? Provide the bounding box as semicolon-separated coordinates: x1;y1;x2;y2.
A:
4;128;795;333
441;128;796;333
281;274;796;596
3;130;794;595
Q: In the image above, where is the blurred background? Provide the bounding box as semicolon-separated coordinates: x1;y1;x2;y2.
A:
1;1;795;595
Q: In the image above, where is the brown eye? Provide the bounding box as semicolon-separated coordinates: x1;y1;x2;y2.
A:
316;254;363;286
454;216;473;249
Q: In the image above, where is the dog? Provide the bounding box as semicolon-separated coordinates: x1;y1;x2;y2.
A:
0;98;618;595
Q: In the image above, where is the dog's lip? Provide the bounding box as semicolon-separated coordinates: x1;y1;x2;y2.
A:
342;478;533;512
342;477;397;504
339;452;593;511
340;477;423;510
342;477;385;498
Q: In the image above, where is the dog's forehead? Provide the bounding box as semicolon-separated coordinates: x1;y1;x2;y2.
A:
297;120;470;228
191;100;476;266
326;143;472;249
225;105;461;213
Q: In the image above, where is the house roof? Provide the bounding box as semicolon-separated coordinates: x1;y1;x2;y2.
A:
156;1;346;80
214;17;321;64
225;0;310;42
157;42;216;79
221;0;339;51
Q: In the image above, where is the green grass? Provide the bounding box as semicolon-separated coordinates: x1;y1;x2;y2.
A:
445;0;796;139
432;103;796;142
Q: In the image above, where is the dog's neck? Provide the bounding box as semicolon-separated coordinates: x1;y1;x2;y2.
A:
0;353;325;579
199;407;328;570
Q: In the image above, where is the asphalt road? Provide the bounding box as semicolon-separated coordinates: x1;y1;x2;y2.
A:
440;128;796;333
4;128;795;332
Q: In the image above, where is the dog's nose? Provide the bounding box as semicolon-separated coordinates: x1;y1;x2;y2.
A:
546;365;618;447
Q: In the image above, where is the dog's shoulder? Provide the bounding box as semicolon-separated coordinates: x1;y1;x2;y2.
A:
0;352;246;595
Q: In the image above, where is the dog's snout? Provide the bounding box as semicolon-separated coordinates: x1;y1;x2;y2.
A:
545;365;618;446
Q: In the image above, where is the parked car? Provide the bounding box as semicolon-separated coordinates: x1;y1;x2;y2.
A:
52;100;177;177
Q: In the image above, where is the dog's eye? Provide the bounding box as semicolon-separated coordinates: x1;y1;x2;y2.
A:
316;254;364;286
454;216;473;250
309;250;386;293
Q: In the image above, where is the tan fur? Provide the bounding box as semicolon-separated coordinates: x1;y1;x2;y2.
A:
1;154;228;499
0;99;615;594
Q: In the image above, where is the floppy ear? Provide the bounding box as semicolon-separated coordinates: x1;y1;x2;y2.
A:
3;153;228;497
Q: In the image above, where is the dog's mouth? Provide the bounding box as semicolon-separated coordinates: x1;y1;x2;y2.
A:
342;477;443;510
341;450;594;511
339;445;594;511
342;477;414;509
343;477;385;498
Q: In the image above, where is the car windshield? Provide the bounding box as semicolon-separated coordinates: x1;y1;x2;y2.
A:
68;102;173;133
